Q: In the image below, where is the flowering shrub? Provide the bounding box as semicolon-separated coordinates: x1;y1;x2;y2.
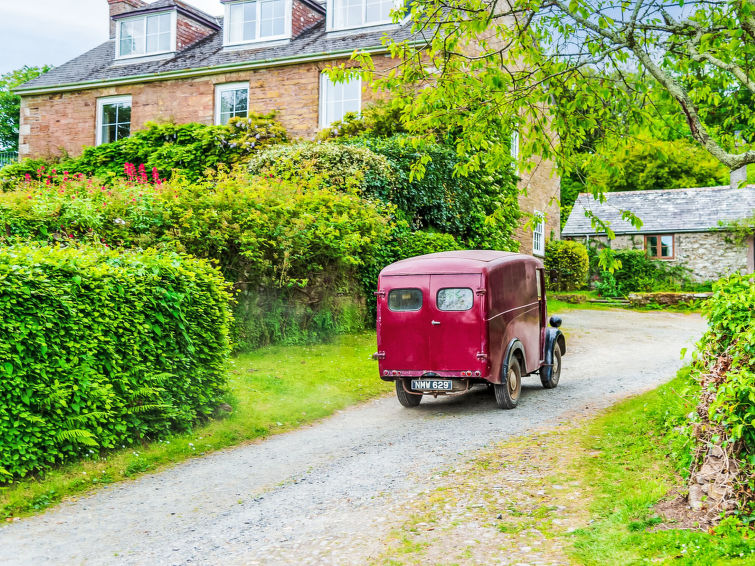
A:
0;245;233;480
0;114;287;188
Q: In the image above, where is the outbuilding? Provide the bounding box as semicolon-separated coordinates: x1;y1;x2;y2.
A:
562;184;755;282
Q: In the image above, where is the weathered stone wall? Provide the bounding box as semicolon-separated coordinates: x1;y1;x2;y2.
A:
513;156;561;256
570;231;752;282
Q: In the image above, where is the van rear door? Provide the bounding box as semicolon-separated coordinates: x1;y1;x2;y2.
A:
378;276;431;371
429;274;485;372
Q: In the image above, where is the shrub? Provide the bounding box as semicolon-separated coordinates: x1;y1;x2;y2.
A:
347;136;520;250
317;99;408;140
0;115;287;188
544;239;589;291
0;245;233;480
593;248;692;297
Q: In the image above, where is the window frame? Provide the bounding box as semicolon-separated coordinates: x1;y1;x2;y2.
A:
214;82;250;125
532;210;545;257
436;288;474;312
319;72;362;129
223;0;292;47
387;288;423;312
645;234;675;260
326;0;405;31
96;95;132;146
115;11;177;60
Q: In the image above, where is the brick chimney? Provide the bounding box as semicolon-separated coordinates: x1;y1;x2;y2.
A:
108;0;147;38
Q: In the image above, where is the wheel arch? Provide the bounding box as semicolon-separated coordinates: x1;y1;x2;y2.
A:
501;338;526;381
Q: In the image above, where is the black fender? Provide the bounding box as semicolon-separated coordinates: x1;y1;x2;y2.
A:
541;327;566;379
501;338;526;381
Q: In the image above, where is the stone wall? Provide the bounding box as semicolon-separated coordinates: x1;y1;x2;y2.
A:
572;231;752;282
513;155;561;256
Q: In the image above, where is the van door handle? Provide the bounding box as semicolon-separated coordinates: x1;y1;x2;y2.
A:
431;320;441;325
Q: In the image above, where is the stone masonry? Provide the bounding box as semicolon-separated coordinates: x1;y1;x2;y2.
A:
583;231;753;282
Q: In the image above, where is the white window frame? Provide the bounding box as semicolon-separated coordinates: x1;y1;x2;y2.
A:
96;95;132;146
532;210;545;257
326;0;405;32
115;11;177;60
214;82;250;125
319;73;362;129
223;0;292;47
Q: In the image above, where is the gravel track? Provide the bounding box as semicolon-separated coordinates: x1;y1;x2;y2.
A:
0;309;706;565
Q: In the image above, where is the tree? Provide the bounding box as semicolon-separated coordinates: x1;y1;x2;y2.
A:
338;0;755;178
0;65;51;151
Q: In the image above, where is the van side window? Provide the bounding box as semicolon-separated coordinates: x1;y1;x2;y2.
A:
437;288;474;311
388;289;423;311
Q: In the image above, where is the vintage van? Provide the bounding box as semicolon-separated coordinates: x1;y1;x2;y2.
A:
373;251;565;409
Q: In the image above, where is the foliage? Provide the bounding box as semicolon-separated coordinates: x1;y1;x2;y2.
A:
584;137;729;193
544;239;589;291
1;332;393;519
0;65;51;151
248;141;395;196
0;168;396;349
0;244;233;480
317;99;408;140
593;249;693;298
0;115;287;187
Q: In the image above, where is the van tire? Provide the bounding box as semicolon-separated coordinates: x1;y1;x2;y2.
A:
540;343;562;389
494;357;521;409
395;380;422;407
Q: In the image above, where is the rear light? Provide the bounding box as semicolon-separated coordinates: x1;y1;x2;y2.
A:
383;370;389;376
474;371;481;376
392;371;398;376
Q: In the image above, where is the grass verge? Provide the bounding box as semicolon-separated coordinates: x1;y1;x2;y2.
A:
1;331;391;521
571;368;755;565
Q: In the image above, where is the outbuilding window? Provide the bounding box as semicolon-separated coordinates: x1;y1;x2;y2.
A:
97;95;132;145
224;0;290;45
117;12;175;58
646;234;674;259
532;211;545;256
215;83;249;125
319;73;362;128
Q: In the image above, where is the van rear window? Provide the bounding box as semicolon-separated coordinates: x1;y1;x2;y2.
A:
388;289;422;311
437;288;474;311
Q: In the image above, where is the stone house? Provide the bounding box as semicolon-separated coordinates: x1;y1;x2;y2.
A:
562;185;755;282
14;0;560;255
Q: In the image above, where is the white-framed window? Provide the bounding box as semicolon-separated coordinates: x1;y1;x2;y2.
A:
319;73;362;128
533;210;545;257
510;129;519;162
116;11;176;59
96;95;132;146
224;0;291;45
215;83;250;125
327;0;402;31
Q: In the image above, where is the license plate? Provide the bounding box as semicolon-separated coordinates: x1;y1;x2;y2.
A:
411;379;453;391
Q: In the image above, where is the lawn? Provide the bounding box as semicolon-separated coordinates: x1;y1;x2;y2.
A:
0;331;392;520
571;368;755;565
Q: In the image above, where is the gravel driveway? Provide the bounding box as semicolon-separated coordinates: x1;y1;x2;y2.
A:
0;309;706;565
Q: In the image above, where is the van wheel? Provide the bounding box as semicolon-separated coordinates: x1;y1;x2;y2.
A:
395;380;422;407
541;343;562;389
494;357;521;409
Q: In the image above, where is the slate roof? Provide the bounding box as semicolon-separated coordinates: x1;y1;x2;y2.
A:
562;185;755;237
17;13;414;94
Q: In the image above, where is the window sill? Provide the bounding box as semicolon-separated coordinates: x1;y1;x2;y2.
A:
112;52;175;66
223;37;291;51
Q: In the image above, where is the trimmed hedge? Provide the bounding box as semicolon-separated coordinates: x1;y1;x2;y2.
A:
0;245;233;480
544;239;589;291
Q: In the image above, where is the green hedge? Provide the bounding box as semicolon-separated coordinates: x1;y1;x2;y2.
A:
0;245;233;480
544;239;589;291
0;115;287;187
593;249;693;297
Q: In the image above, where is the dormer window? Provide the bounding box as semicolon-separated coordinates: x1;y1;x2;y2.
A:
328;0;398;31
224;0;291;46
116;11;176;59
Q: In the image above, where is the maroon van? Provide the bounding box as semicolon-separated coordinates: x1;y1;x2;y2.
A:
373;250;565;409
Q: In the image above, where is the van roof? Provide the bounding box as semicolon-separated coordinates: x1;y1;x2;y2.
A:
380;250;534;276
